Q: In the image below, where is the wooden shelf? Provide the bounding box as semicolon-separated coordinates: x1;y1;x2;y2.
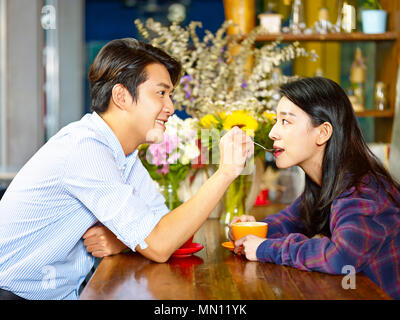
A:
355;109;394;118
255;32;399;42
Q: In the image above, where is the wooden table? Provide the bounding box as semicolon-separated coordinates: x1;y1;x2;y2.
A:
79;204;391;300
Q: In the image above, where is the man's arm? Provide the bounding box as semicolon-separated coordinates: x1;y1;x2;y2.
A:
79;128;254;262
82;168;234;260
136;127;254;262
83;225;128;258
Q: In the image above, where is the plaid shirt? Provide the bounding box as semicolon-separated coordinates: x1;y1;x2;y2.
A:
257;175;400;299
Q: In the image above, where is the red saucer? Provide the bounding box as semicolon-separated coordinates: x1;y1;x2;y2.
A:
172;242;204;257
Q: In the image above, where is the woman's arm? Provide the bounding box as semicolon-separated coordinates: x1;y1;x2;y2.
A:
262;196;307;238
246;197;387;274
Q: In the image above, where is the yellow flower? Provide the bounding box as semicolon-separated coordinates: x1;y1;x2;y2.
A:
217;112;227;120
200;114;219;128
262;111;277;123
223;110;258;136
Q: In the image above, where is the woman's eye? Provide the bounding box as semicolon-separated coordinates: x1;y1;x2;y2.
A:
281;119;288;125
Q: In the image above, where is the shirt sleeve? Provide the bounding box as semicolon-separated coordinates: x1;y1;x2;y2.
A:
262;196;307;238
256;196;387;274
62;136;169;251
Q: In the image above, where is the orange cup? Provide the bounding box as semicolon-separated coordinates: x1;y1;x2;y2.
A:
231;221;268;240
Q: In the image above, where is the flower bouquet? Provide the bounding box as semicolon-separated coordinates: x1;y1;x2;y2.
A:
139;115;201;210
199;110;276;223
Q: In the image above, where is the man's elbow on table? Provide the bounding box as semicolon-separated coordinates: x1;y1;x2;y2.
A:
135;244;170;263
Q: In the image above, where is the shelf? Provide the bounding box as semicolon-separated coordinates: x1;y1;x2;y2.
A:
355;109;394;117
255;32;399;42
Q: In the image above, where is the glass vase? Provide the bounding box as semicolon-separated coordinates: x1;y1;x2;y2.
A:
220;174;251;225
160;180;183;210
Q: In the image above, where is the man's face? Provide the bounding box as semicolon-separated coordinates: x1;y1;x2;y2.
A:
128;63;175;144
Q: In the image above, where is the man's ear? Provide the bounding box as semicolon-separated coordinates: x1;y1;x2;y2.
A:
111;84;131;111
316;122;333;146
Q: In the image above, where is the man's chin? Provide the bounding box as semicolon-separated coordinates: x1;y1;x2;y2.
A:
145;128;165;144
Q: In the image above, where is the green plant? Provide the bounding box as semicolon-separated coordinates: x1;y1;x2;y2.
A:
359;0;382;10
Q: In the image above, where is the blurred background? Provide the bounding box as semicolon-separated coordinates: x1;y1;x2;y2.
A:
0;0;399;201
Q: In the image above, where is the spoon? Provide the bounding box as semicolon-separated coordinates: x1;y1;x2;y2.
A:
253;141;275;153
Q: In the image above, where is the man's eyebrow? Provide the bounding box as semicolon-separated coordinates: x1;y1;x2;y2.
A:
279;111;296;117
155;82;173;90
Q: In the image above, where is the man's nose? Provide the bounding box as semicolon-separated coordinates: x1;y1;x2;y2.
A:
165;96;175;115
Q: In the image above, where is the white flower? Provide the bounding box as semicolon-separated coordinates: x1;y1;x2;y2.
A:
180;143;200;165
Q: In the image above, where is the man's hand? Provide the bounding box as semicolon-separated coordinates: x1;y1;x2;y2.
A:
234;235;266;261
83;225;128;258
218;127;254;180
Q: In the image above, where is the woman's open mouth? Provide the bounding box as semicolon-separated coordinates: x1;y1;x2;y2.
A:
273;147;285;157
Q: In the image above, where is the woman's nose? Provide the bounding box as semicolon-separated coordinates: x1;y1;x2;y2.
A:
268;123;279;141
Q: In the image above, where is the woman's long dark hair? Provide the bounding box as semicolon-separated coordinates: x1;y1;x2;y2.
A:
280;77;400;237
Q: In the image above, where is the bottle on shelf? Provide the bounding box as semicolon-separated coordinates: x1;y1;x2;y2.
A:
348;47;366;112
375;82;388;111
339;0;357;33
288;0;305;34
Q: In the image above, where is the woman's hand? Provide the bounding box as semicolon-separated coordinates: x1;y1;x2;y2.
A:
218;127;254;180
83;225;128;258
234;235;266;261
228;215;256;241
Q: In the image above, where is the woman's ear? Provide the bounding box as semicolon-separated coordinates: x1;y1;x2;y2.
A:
111;84;131;111
316;122;333;146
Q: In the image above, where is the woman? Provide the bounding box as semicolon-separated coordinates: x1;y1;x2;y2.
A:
230;77;400;299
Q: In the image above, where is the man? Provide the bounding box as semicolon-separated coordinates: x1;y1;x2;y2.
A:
0;38;253;300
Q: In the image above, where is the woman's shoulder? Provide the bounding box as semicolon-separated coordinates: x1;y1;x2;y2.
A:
334;173;399;208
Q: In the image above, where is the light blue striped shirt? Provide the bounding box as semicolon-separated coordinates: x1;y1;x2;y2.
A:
0;112;169;300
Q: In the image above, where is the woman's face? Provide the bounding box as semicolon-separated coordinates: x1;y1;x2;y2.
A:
269;97;324;172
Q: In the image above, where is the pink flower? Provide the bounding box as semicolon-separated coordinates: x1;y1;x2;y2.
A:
147;133;181;166
164;133;180;153
147;143;167;166
157;164;169;174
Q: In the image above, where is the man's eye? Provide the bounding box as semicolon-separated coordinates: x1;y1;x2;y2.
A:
158;91;166;96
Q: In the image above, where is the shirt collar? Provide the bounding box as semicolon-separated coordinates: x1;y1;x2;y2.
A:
90;112;138;170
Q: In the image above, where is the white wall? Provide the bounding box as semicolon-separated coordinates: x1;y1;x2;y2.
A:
0;0;84;168
58;0;84;128
0;0;44;168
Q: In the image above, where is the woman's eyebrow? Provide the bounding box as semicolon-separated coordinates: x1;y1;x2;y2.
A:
279;111;297;117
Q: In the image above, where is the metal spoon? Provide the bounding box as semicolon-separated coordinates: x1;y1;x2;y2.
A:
253;141;275;153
